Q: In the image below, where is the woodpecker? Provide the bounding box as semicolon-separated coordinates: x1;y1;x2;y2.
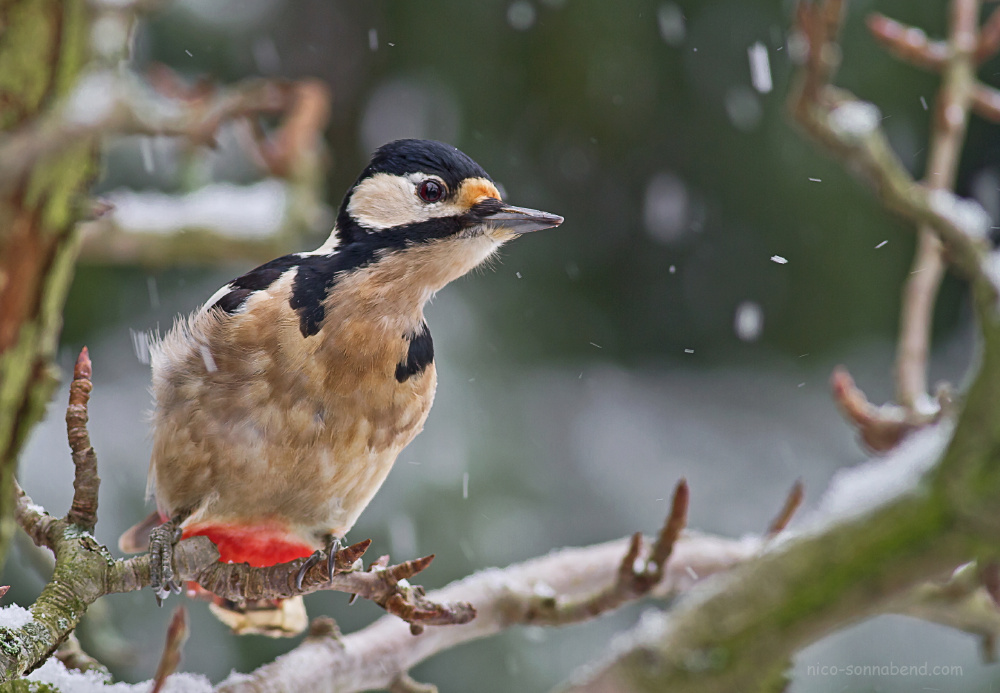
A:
120;139;563;636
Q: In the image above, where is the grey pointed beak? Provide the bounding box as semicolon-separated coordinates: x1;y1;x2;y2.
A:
486;204;564;234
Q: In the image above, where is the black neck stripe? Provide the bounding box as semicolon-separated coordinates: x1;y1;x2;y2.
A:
292;203;498;337
210;199;502;335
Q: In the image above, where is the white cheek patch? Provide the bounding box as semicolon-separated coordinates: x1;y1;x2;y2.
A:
348;173;430;230
347;173;471;231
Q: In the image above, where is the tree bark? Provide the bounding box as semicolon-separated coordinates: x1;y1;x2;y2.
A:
0;0;96;570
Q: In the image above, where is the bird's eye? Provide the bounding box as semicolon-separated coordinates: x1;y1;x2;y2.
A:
418;179;445;203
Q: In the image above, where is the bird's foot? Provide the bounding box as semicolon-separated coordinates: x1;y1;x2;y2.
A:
149;518;184;605
294;536;343;590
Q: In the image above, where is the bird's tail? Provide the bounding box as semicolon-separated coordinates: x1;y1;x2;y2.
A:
196;587;308;638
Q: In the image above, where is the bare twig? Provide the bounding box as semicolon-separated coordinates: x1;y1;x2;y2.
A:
867;13;949;70
830;367;941;451
188;544;476;630
827;2;986;441
976;7;1000;62
896;0;978;411
897;234;947;410
796;0;847;104
796;0;997;447
520;480;689;627
14;481;63;552
867;11;1000;123
151;606;188;693
65;347;99;532
766;480;805;536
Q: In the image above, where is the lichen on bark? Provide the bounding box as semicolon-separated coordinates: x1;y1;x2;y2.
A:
0;0;97;572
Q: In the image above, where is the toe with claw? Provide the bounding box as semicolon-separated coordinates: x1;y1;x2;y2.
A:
295;551;324;591
149;518;184;604
325;536;342;581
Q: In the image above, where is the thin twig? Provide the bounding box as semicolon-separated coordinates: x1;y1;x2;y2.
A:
793;2;996;305
797;0;847;104
896;235;947;410
895;0;979;411
188;545;476;629
829;367;946;451
151;606;188;693
66;347;99;532
975;6;1000;62
867;11;1000;124
521;480;689;626
867;13;949;70
766;480;805;536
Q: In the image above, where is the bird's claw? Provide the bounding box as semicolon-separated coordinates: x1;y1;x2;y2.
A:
326;537;342;580
149;520;183;604
295;550;323;591
294;537;343;591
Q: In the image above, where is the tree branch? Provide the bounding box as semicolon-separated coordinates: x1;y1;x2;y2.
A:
65;348;98;533
554;2;1000;689
895;0;977;411
217;528;766;693
0;73;295;193
0;0;101;576
70;73;333;266
789;9;993;292
867;11;1000;122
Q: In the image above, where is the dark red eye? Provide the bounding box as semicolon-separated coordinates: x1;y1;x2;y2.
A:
418;179;445;203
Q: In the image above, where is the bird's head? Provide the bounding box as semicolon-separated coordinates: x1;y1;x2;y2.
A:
333;139;563;271
234;140;567;338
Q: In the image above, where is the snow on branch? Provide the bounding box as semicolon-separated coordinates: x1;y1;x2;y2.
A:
0;67;332;265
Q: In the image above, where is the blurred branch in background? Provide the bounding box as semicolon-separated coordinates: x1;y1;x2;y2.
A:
74;71;333;265
0;56;331;268
865;3;1000;414
559;1;1000;690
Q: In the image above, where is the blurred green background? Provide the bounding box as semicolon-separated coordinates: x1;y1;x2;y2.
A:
8;0;1000;690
